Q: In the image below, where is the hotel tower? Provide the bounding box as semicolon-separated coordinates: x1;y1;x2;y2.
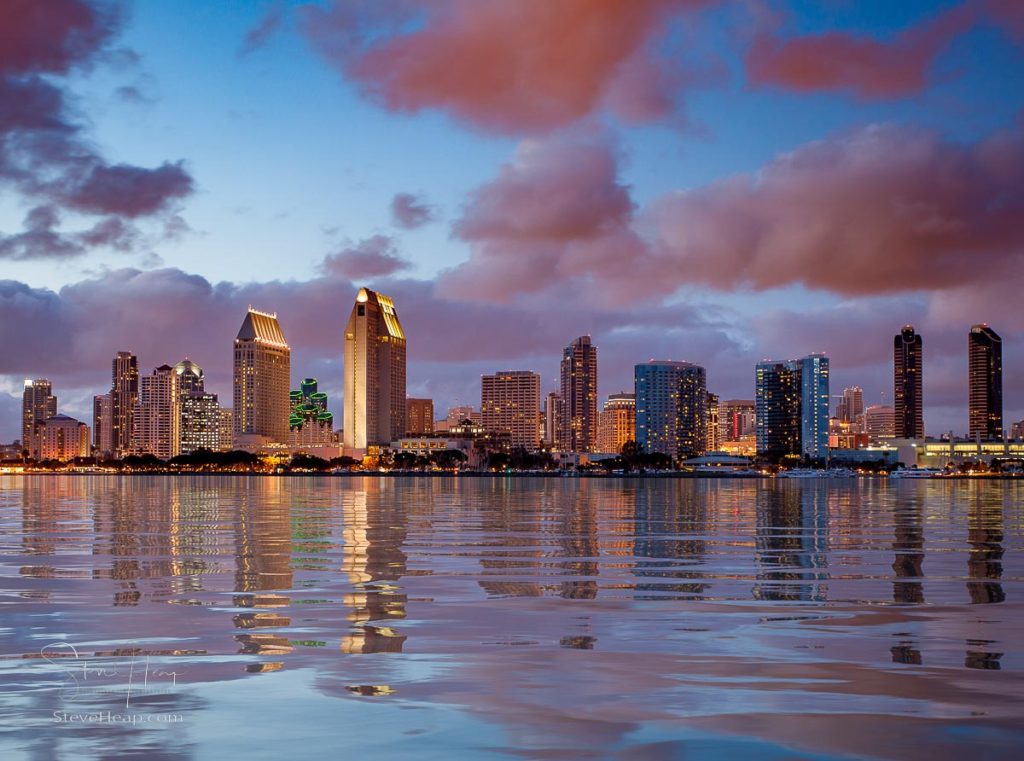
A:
968;324;1002;440
343;288;407;450
233;307;291;445
894;325;924;438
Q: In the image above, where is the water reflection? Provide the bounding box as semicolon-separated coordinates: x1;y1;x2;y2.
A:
1;476;1022;760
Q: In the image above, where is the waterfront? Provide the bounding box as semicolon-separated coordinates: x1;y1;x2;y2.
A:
1;476;1021;759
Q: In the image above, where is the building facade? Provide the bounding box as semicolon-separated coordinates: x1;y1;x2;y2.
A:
134;364;181;459
755;360;802;459
22;379;56;459
38;414;89;461
406;398;434;435
290;378;335;447
836;386;864;425
800;355;830;460
864;405;896;443
719;400;755;443
597;392;635;454
968;324;1003;440
234;308;291;445
343;288;407;450
894;326;924;439
481;371;541;450
634;361;707;460
92;393;113;456
559;336;598;452
706;392;720;451
175;359;222;455
110;351;139;458
544;392;563;448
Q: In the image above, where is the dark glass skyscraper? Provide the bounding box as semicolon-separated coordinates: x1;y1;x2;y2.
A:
110;351;139;458
894;325;924;438
559;336;598;452
968;324;1002;440
634;361;706;459
755;360;802;459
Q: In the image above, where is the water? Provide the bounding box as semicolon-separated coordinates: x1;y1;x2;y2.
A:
0;476;1021;759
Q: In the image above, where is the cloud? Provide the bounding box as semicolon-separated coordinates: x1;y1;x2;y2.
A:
300;0;713;134
240;2;285;56
389;192;435;229
746;4;975;99
320;235;411;279
0;0;195;260
440;127;648;304
985;0;1024;41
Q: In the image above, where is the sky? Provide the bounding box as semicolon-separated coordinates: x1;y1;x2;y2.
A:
1;0;1023;441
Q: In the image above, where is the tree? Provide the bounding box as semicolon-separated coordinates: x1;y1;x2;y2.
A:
289;454;332;472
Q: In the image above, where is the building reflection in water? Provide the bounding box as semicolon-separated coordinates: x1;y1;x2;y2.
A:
753;483;829;602
632;481;711;600
339;479;407;653
558;481;599;600
964;488;1005;670
892;493;925;606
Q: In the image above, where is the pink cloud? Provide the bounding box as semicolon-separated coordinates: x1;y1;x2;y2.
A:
321;235;411;279
300;0;713;134
746;4;976;99
390;192;436;230
985;0;1024;41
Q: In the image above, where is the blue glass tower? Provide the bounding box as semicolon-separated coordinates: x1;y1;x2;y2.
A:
634;361;707;459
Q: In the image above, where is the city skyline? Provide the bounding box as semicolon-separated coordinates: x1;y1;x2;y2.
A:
2;1;1024;439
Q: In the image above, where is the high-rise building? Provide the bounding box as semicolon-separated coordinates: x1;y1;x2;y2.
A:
894;326;924;438
175;359;221;455
718;399;755;442
21;379;56;459
634;361;707;460
801;355;830;460
110;351;139;458
706;392;720;452
544;392;563;448
755;356;829;460
406;398;434;435
234;307;291;445
597;392;635;454
290;378;335;447
559;336;598;452
343;288;407;450
864;405;896;443
92;393;113;456
836;387;864;425
968;324;1003;440
1010;419;1024;440
481;371;541;450
134;364;181;459
218;408;234;451
755;360;802;459
38;414;89;461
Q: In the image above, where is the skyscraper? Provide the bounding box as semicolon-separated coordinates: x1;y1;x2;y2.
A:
110;351;139;458
718;399;755;442
836;386;864;425
801;355;830;460
544;392;563;448
93;393;112;456
559;336;598;452
175;359;222;454
755;360;802;459
706;392;720;452
894;326;924;438
481;371;541;450
406;398;434;435
755;356;829;460
343;288;407;450
597;392;635;454
134;364;181;459
968;324;1003;440
234;307;291;445
634;361;707;460
21;379;56;458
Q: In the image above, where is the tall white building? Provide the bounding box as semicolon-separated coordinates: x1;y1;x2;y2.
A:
134;365;181;459
22;379;56;459
343;288;407;450
234;308;291;445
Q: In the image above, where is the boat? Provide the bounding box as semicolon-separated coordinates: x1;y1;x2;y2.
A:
889;467;943;479
777;468;826;478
